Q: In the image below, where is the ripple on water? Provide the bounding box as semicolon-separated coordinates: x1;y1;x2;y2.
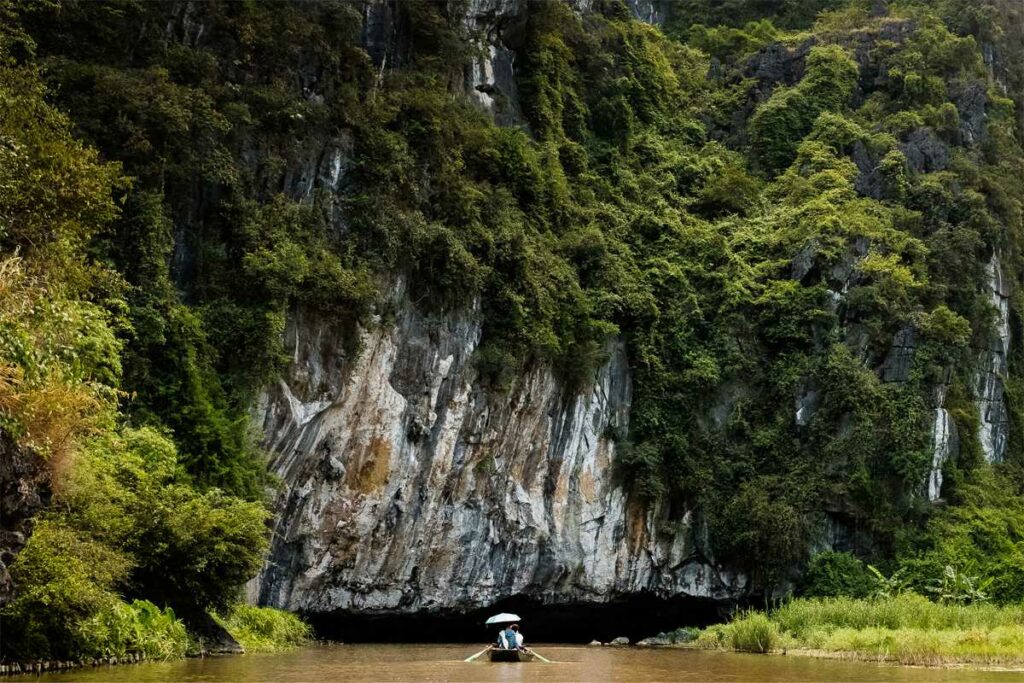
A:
11;644;1024;683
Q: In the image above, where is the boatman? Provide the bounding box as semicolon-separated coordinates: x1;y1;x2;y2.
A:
511;624;524;649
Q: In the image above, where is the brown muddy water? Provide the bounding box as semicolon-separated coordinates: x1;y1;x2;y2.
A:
11;644;1024;682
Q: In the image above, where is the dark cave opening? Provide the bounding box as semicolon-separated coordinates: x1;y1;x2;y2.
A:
306;593;735;644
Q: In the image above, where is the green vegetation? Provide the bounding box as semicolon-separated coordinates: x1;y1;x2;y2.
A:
729;611;780;653
750;45;860;172
3;0;1024;667
216;606;312;653
0;12;283;663
801;552;877;599
898;470;1024;604
692;594;1024;666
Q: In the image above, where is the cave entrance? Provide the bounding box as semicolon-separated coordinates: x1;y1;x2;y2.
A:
305;593;731;643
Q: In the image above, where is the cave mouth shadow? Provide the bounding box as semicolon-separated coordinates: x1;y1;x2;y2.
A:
306;593;733;644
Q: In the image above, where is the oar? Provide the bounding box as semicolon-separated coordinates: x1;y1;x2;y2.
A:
464;646;491;662
527;648;553;663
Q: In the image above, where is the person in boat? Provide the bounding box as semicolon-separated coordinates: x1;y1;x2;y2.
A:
510;624;524;650
496;624;524;650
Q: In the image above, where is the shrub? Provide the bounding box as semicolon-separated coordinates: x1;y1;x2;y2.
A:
900;470;1024;604
749;45;859;173
219;605;311;652
75;600;189;661
693;624;730;649
802;551;875;599
1;520;130;660
59;428;271;613
730;611;778;653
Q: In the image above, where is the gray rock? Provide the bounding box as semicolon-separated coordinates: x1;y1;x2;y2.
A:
324;455;346;481
900;128;949;174
926;406;957;502
955;82;988;145
609;636;630;646
250;291;747;617
881;326;916;383
588;640;602;647
852;140;885;199
626;0;668;25
976;251;1010;463
795;387;820;427
791;241;819;281
746;41;814;90
175;604;245;655
672;627;699;644
636;636;671;647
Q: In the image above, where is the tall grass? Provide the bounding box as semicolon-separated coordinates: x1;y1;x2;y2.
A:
730;611;778;653
219;605;311;653
809;625;1024;666
689;595;1024;666
76;600;189;660
773;594;1024;636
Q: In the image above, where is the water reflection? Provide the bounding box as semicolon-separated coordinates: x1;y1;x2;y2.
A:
13;643;1024;682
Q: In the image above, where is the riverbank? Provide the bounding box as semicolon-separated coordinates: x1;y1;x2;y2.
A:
682;594;1024;668
0;654;148;677
0;606;309;677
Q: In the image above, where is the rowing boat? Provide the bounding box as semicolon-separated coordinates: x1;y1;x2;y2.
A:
489;648;535;662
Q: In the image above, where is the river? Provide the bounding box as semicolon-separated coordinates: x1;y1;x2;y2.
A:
12;644;1024;682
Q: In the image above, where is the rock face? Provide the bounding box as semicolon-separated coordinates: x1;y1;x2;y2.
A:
242;1;1011;617
927;404;955;502
977;251;1011;463
250;282;745;616
363;0;668;128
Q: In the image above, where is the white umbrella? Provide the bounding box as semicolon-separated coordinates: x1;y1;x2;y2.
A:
485;612;521;625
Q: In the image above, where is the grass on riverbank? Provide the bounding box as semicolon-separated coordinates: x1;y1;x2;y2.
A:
691;594;1024;666
217;605;312;653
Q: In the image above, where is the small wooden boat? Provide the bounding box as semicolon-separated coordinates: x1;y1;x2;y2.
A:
489;648;535;663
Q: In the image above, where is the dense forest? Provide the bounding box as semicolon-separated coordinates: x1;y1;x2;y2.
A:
2;0;1024;662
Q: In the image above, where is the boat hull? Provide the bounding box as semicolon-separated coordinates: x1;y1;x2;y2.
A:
489;649;534;662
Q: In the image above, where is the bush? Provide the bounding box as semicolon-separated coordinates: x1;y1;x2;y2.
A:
693;624;730;649
899;471;1024;604
1;520;130;660
749;45;859;173
802;551;875;599
218;605;311;652
730;611;779;653
1;425;269;661
0;523;187;661
75;600;189;661
60;428;270;613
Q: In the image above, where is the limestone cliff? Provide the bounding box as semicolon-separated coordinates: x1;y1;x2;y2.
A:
250;282;745;614
247;0;749;615
246;0;1015;616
